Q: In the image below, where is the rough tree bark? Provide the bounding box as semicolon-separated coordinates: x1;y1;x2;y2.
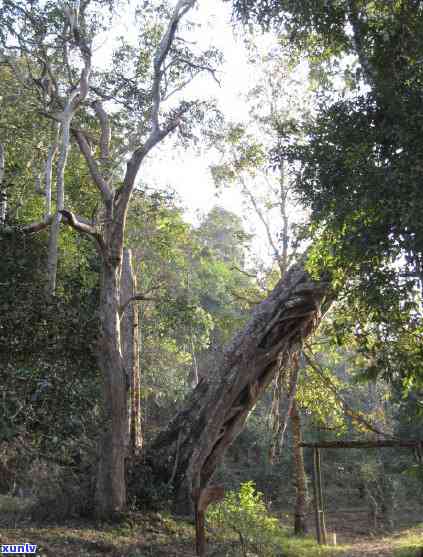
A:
95;238;128;515
134;260;331;512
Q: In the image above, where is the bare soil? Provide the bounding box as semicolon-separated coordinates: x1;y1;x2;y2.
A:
323;507;423;557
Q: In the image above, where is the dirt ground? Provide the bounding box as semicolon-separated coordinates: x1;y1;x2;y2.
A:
322;507;423;557
1;500;422;556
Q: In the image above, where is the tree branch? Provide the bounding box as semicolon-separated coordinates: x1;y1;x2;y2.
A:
240;175;285;275
73;129;113;201
303;348;392;438
92;100;111;162
119;0;196;217
119;292;160;316
230;265;258;279
347;0;377;90
22;216;54;234
151;0;196;134
59;209;105;250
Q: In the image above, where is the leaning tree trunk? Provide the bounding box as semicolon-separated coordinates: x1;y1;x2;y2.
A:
291;399;308;535
95;247;128;518
132;260;331;513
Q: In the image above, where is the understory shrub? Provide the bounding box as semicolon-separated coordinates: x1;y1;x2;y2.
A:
207;480;284;556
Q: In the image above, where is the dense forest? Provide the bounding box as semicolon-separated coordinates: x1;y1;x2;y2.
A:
0;1;422;556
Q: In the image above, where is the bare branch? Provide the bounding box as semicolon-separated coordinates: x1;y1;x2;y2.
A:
162;77;194;101
22;215;54;234
59;209;105;249
240;175;285;275
73;129;113;201
47;90;79;294
116;1;198;232
151;0;196;134
92;100;111;161
179;58;221;86
119;293;160;316
162;57;220;101
118;111;185;230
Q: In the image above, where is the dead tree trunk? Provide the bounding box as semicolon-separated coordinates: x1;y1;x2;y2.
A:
136;261;331;513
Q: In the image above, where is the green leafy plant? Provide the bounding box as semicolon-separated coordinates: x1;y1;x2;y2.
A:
207;481;282;556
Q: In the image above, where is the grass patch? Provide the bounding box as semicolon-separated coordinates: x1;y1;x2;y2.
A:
278;535;344;557
392;523;423;557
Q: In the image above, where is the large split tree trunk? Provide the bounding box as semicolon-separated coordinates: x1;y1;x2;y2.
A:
135;261;331;513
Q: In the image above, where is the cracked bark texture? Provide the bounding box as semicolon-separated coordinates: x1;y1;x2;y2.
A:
132;260;331;513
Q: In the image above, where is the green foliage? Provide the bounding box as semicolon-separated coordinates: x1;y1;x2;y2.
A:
125;193;255;417
238;0;423;398
0;227;100;463
207;481;282;556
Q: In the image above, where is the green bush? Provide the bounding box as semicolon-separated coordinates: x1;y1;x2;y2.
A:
207;481;284;556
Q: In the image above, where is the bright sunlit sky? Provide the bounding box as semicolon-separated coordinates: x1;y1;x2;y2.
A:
141;1;251;220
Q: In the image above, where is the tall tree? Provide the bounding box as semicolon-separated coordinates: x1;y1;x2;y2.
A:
0;0;220;517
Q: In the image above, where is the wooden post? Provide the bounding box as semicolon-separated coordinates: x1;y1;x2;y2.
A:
315;447;327;544
195;506;206;557
312;447;322;544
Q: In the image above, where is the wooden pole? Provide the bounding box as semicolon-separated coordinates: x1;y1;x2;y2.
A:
315;447;327;545
300;439;422;449
312;447;322;544
195;506;206;557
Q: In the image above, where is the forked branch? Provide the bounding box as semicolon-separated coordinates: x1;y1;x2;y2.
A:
59;209;105;249
121;0;196;204
92;100;111;162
